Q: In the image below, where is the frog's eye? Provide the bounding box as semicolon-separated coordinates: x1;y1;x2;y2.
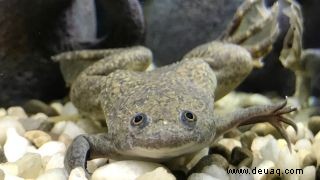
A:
131;113;148;127
180;110;197;128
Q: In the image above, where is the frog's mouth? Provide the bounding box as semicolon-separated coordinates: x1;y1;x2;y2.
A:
121;142;207;160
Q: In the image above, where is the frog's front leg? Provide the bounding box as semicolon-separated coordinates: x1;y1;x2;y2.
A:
214;100;297;150
64;134;118;177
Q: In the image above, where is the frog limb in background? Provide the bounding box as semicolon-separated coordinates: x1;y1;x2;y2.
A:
279;0;320;109
52;0;298;177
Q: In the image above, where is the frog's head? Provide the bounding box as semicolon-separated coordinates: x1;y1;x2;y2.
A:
101;60;218;160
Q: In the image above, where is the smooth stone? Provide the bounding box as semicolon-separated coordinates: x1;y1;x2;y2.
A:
0;162;18;176
297;149;311;167
0;169;4;180
0;146;6;163
308;116;320;135
7;107;27;119
49;102;64;115
190;154;229;174
294;139;312;151
260;137;279;163
188;173;219;180
19;113;48;131
251;135;274;153
4;128;29;162
302;154;317;167
91;160;164;180
315;130;320;140
299;166;316;180
23;99;59;116
87;158;108;173
24;130;52;148
4;174;24;180
137;167;175;180
217;138;241;152
0;108;6;117
69;167;88;180
277;148;300;178
201;164;229;180
230;147;252;168
240;131;257;149
251;123;281;139
16;153;43;178
38;141;66;157
209;144;231;161
223;129;241;139
253;160;275;180
38;121;54;132
297;122;314;141
61;102;78;116
36;168;68;180
312;140;320;167
58;134;73;147
0;116;25;145
51;121;85;139
185;148;209;171
45;153;65;171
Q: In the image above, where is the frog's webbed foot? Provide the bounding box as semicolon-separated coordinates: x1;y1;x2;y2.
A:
216;100;297;151
52;46;152;86
220;0;280;66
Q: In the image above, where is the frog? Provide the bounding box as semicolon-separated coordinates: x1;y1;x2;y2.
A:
52;0;299;176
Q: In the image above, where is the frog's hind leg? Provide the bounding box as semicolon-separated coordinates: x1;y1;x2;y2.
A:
221;0;280;65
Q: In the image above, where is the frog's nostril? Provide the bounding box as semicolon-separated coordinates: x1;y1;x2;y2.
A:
180;110;197;129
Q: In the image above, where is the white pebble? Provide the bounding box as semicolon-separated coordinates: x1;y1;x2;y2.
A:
4;174;24;180
0;117;25;145
251;135;274;153
253;160;275;180
4;128;29;162
87;158;108;173
45;153;65;171
297;149;311;167
260;137;279;163
38;141;66;157
91;160;164;180
69;167;88;180
7;107;27;119
276;147;299;179
311;140;320;167
136;167;175;180
201;164;229;180
50;102;64;115
61;102;78;116
0;108;6;117
16;153;43;178
299;166;316;180
294;139;312;151
218;138;241;152
51;122;85;139
188;173;220;180
0;162;18;176
36;168;68;180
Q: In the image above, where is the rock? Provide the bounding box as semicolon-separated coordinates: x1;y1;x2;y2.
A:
4;128;29;162
37;141;66;157
69;167;88;180
16;153;43;178
276;148;300;179
87;158;108;173
299;166;316;180
51;121;85;139
230;147;252;168
223;129;241;139
217;138;241;152
0;162;18;176
201;164;229;180
61;102;78;116
0;116;25;145
0;169;4;180
50;102;64;115
251;123;282;139
251;135;274;153
137;167;175;180
190;154;229;174
24;130;52;148
91;160;164;180
36;168;68;180
294;139;312;151
0;146;6;163
4;174;24;180
23;99;59;116
187;173;219;180
0;108;6;117
302;154;317;167
240;131;257;149
58;134;73;147
7;107;27;119
209;144;231;161
308;116;320;135
45;153;65;171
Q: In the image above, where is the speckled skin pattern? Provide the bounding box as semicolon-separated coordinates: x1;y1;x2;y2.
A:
52;0;300;176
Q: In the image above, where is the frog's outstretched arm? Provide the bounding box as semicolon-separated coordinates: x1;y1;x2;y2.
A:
182;0;279;100
64;134;117;177
214;100;297;150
